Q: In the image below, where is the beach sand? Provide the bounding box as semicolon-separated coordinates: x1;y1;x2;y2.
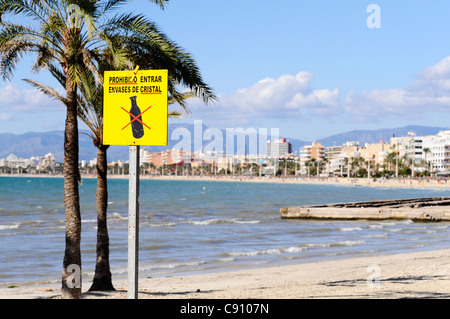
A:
144;174;450;190
2;249;449;299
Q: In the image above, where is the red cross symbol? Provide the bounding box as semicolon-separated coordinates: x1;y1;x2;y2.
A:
121;105;152;131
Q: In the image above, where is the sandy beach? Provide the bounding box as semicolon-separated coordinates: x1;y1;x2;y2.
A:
141;174;450;190
1;249;449;299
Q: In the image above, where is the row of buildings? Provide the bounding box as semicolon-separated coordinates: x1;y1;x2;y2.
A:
121;131;450;176
0;153;57;173
3;130;450;176
298;130;450;176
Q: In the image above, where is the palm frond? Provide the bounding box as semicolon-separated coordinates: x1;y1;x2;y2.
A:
0;0;53;25
168;111;183;119
23;78;67;105
110;17;217;105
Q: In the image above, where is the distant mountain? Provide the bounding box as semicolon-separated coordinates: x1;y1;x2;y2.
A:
0;124;447;162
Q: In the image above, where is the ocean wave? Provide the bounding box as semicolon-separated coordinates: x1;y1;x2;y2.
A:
111;212;127;220
386;228;402;232
139;260;206;272
305;240;366;249
398;219;414;224
338;227;362;232
283;246;308;253
0;223;20;230
226;248;282;257
188;218;260;226
142;244;174;251
146;222;176;227
81;219;96;223
225;246;307;258
379;222;398;226
323;248;380;257
19;220;43;226
362;233;389;239
215;257;234;262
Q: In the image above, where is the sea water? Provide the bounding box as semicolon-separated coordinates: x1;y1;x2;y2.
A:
1;176;450;287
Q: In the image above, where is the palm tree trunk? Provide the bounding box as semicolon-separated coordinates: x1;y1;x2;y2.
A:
61;81;82;299
89;144;115;291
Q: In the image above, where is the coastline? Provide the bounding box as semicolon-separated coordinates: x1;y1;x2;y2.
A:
2;173;450;190
2;248;449;299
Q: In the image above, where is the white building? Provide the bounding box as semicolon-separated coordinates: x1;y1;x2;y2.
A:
392;130;450;175
2;153;38;168
391;132;424;167
139;148;152;166
422;130;450;174
267;138;292;157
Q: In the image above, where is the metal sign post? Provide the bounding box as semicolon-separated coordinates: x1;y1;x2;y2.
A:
128;145;140;299
103;68;168;300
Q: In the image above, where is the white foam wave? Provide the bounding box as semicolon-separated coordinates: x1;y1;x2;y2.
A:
305;240;365;249
339;227;362;232
111;212;127;220
81;219;96;223
283;246;307;253
147;222;176;227
362;233;388;239
142;260;206;271
228;248;282;257
216;257;234;262
0;223;20;230
226;246;307;258
189;218;260;225
20;220;43;226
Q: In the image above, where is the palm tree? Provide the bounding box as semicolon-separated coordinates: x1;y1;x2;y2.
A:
423;147;431;173
26;32;215;293
0;0;178;299
350;157;360;177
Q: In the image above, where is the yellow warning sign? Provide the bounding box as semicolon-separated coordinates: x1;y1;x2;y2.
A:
103;69;168;145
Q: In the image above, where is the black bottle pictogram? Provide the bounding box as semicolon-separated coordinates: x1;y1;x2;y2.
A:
129;96;144;139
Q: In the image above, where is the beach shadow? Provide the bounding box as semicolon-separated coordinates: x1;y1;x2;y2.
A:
321;275;447;287
80;288;216;298
139;288;215;297
383;275;445;284
396;291;450;299
319;279;366;287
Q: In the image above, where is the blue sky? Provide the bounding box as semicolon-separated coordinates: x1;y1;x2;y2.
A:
2;0;450;141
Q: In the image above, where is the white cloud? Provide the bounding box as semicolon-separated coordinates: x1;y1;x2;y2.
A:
188;71;342;126
0;84;64;113
0;113;12;121
344;56;450;122
187;56;450;128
